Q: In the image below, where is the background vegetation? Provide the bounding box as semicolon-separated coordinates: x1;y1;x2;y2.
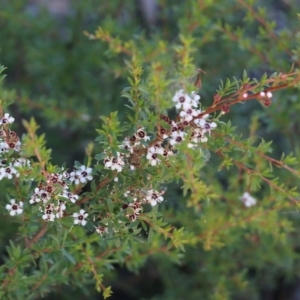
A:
1;0;300;299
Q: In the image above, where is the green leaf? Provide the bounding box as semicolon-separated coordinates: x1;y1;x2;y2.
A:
148;227;154;243
107;198;114;213
61;249;76;265
103;286;113;299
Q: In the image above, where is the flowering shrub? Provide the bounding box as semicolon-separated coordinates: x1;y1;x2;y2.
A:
1;56;300;297
1;1;300;300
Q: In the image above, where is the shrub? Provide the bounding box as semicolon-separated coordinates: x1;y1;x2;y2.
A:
1;1;300;299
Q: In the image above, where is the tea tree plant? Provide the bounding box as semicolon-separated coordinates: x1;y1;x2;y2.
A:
1;1;300;299
1;49;300;298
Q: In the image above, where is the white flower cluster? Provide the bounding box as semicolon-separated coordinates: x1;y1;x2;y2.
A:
0;114;20;153
6;165;92;225
5;87;218;233
172;90;216;148
101;90;217;221
0;114;30;180
1;112;94;228
28;167;92;223
6;158;93;226
28;171;73;221
0;113;29;217
103;127;153;172
103;90;217;173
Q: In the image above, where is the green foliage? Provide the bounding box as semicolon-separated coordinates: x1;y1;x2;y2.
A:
1;0;300;299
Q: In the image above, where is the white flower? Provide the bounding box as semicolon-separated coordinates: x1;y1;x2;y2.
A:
144;190;164;206
57;200;66;211
55;200;66;218
29;193;41;204
42;203;55;221
61;171;70;180
69;166;94;185
127;128;150;146
240;192;257;207
69;171;80;184
120;137;134;153
55;210;64;219
135;128;150;142
129;200;142;214
104;154;125;172
172;90;200;111
152;144;165;155
1;113;14;125
30;187;51;204
6;199;23;216
179;108;200;122
42;213;55;222
42;203;56;221
30;186;51;204
188;128;208;147
77;165;93;183
73;209;88;226
13;158;31;168
146;146;163;166
0;165;18;180
169;131;186;146
195;118;217;134
147;154;160;166
190;91;201;107
95;225;108;235
172;90;193;110
0;142;9;154
61;191;79;203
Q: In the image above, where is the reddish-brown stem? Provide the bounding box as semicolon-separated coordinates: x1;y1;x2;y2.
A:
222;135;300;177
196;74;300;119
216;149;299;204
26;223;48;248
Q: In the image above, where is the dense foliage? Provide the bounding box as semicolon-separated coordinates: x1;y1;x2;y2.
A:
1;0;300;299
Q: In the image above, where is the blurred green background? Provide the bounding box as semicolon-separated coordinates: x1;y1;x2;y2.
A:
1;0;300;299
